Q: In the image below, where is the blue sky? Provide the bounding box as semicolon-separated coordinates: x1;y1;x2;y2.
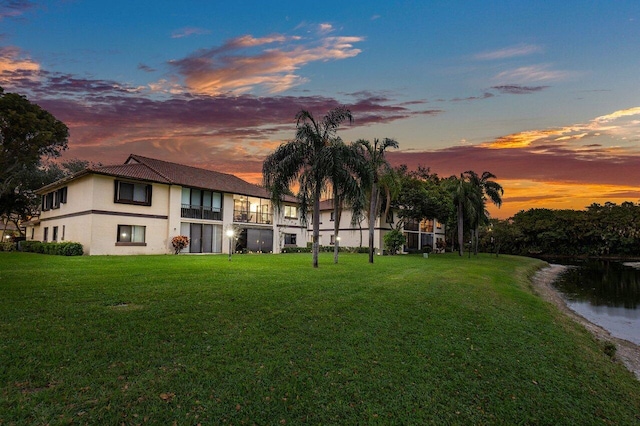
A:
2;0;640;217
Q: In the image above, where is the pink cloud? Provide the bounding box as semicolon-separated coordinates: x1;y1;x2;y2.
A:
168;33;363;94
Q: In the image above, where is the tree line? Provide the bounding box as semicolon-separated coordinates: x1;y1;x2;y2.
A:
483;203;640;258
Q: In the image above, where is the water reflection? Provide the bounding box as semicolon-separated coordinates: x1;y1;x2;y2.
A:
554;261;640;309
552;260;640;344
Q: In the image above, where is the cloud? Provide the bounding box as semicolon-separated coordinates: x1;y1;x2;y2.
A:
167;32;363;95
494;64;574;83
171;26;211;39
491;85;549;94
0;45;39;71
451;92;494;102
593;107;640;123
474;44;544;60
0;0;35;20
318;23;334;34
137;63;156;73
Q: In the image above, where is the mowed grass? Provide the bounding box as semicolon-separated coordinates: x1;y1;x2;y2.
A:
1;252;639;425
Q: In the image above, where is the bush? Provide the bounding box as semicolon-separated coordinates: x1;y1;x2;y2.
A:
383;229;406;255
0;242;16;252
171;235;190;254
20;241;84;256
280;246;369;254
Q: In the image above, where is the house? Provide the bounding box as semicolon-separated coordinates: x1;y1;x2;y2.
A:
26;154;307;255
312;199;445;254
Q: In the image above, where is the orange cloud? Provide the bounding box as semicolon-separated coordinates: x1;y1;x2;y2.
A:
168;32;363;95
483;107;640;150
0;46;40;85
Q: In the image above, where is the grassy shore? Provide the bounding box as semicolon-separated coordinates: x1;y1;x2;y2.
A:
1;252;639;424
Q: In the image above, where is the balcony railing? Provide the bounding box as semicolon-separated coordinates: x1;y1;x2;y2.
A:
181;204;222;220
233;210;273;224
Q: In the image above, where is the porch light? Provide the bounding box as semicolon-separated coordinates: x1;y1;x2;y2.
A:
226;229;235;261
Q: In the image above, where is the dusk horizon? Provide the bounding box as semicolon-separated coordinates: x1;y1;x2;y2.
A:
2;1;639;219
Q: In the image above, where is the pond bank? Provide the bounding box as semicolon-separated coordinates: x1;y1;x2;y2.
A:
531;264;640;380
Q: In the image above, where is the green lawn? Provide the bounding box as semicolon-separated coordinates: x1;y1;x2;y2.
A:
1;252;639;425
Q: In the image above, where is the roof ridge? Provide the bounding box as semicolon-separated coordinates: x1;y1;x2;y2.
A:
128;154;176;184
128;153;256;183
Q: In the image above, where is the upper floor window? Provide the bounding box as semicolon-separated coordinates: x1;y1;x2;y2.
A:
41;187;67;211
181;187;222;220
114;180;152;206
283;205;298;219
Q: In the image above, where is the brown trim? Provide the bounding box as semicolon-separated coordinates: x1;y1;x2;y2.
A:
40;210;168;222
115;242;147;247
276;224;307;229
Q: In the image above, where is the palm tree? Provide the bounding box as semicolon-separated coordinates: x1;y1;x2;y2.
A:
324;140;369;264
464;171;504;255
262;107;352;268
354;138;399;263
447;174;481;256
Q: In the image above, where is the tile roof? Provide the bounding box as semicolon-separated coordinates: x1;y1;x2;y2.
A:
123;154;271;198
38;154;291;200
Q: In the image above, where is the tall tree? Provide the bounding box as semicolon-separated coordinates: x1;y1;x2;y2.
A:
464;171;504;255
0;87;69;196
446;174;481;256
354;138;399;263
392;165;451;230
324;140;368;264
263;107;352;268
0;87;69;237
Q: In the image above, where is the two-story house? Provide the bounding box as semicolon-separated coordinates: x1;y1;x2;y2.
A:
27;154;306;255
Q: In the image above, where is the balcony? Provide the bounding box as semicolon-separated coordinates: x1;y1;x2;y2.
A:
233;210;272;224
181;204;222;220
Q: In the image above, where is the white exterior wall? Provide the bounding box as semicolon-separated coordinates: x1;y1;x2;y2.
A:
273;205;308;253
29;172;309;256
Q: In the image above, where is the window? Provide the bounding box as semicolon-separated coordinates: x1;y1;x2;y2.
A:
62;225;65;241
41;187;67;211
330;212;335;221
284;205;297;219
115;181;152;206
330;234;335;245
116;225;146;245
181;188;222;220
52;226;58;241
43;227;49;242
284;233;297;245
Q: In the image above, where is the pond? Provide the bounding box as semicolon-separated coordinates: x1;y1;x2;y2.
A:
552;260;640;345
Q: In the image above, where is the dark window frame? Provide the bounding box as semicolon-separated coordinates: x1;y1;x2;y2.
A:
116;224;147;246
114;180;153;206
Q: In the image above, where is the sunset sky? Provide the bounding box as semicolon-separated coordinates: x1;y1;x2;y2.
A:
1;1;639;218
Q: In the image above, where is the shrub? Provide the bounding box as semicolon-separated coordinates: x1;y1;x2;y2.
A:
383;229;406;255
0;242;16;252
171;235;190;254
20;241;84;256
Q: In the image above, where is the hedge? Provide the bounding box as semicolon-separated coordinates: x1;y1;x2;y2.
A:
20;241;84;256
280;246;369;254
0;242;16;252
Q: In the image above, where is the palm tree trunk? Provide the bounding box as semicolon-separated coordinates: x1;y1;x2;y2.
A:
312;188;321;268
457;200;464;256
368;184;378;263
473;227;479;255
333;196;340;264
